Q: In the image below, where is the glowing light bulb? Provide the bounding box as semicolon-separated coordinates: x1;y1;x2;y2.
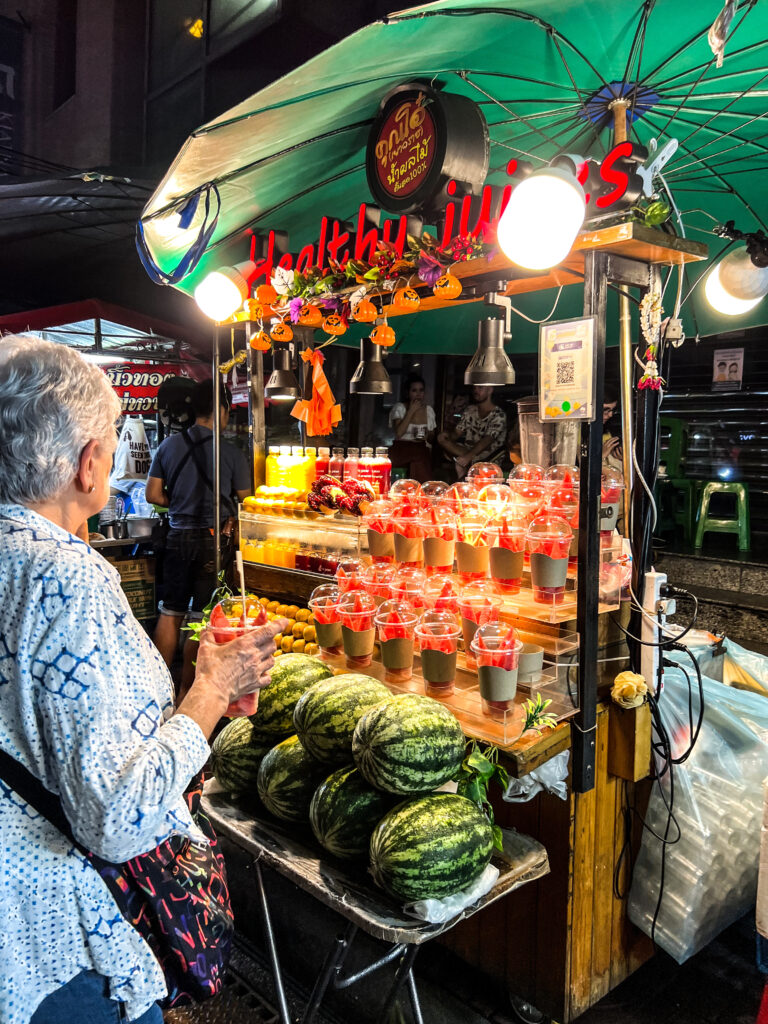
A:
496;167;586;271
193;260;256;321
705;247;768;316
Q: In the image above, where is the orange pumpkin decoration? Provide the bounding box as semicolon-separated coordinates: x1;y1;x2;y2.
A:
270;321;293;342
249;330;271;352
323;314;347;336
433;273;462;299
242;299;264;320
256;283;278;305
298;303;323;326
353;298;378;323
371;323;396;348
393;286;421;310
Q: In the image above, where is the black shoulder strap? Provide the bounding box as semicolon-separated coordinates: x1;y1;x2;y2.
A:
0;746;85;853
184;431;215;494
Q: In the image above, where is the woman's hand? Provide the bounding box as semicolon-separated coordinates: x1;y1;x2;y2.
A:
603;435;621;460
194;620;287;705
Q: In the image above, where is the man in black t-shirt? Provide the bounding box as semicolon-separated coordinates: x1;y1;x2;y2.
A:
146;380;250;694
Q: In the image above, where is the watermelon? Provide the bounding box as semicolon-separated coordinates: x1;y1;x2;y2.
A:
210;718;275;795
309;766;396;860
293;674;392;764
369;793;494;900
256;735;330;822
249;654;333;735
352;694;466;794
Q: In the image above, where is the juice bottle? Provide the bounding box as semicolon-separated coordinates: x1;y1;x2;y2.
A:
304;446;317;490
329;447;345;480
358;447;376;492
277;446;291;488
343;446;360;482
289;446;304;492
375;447;392;495
265;446;280;487
316;446;330;479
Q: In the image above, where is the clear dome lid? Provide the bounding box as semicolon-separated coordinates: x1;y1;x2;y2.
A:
467;462;504;485
477;483;513;515
526;512;573;542
374;599;419;628
363;498;395;530
415;609;462;639
337;590;377;616
509;463;544;482
601;466;623;501
470;621;522;656
440;481;479;514
389;478;423;501
421;479;450;504
544;464;579;485
391;566;428;603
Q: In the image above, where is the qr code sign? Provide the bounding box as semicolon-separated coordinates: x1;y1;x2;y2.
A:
556;359;575;386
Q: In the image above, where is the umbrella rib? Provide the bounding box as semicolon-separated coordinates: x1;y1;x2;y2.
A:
661;109;768;172
626;0;656;138
643;108;768;232
385;6;610;88
651;39;767;89
459;73;558;150
638;0;758;85
622;0;653;85
546;31;607;156
200;163;367;257
674;70;768;150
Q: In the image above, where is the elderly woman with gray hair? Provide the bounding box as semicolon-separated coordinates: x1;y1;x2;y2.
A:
0;335;284;1024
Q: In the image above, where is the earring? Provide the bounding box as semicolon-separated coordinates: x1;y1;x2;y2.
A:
88;485;95;493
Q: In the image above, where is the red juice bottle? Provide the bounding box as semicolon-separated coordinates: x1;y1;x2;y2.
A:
343;447;360;482
358;446;376;492
375;447;392;496
315;446;330;479
329;447;345;480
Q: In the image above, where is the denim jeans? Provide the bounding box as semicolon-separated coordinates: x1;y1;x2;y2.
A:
30;970;163;1024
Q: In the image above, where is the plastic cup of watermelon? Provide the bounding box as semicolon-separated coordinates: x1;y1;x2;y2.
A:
335;557;366;594
470;622;523;720
419;506;456;573
416;611;461;698
360;562;396;607
391;566;428;612
459;582;502;670
392;512;425;567
526;513;573;605
489;514;526;594
423;575;461;619
308;584;343;658
455;511;497;583
208;597;268;717
363;499;396;562
338;590;377;667
375;600;418;682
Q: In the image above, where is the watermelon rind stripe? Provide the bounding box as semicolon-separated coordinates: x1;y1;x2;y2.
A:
294;674;392;764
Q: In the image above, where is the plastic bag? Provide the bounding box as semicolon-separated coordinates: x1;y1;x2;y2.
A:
404;864;500;924
628;662;768;962
110;418;151;492
503;750;570;803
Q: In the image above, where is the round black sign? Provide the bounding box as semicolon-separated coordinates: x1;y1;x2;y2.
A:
366;82;490;216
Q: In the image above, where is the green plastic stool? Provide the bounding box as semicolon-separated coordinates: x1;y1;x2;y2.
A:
693;481;751;551
667;477;698;545
659;417;686;478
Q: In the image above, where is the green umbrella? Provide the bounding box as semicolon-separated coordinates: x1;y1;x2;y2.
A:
140;0;768;350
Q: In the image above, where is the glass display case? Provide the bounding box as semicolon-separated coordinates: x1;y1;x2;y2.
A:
239;510;364;577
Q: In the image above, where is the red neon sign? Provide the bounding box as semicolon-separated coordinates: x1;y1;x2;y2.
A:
245;142;643;283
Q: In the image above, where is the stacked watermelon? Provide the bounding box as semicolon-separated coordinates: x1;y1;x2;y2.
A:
210;717;276;796
216;660;494;903
293;674;391;764
351;694;466;794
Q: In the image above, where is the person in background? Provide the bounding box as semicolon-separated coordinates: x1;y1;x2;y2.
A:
0;335;283;1024
388;373;437;482
602;384;623;472
146;379;251;697
437;385;508;479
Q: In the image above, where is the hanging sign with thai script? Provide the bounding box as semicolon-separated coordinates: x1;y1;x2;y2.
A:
365;82;490;215
105;363;181;414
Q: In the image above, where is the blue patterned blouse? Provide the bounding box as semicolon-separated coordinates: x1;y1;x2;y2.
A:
0;505;210;1023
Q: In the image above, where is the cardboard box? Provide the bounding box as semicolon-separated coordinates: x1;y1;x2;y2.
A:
108;556;156;620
